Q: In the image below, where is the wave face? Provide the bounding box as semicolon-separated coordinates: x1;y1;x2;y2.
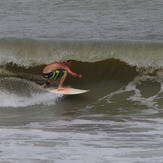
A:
0;38;163;69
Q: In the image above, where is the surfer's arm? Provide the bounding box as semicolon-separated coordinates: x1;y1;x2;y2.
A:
65;67;82;78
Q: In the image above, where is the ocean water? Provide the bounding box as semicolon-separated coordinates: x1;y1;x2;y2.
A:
0;0;163;162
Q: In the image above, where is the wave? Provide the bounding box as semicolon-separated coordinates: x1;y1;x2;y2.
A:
1;59;163;109
1;38;163;108
0;38;163;69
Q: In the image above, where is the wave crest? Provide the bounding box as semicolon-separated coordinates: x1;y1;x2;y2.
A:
0;38;163;69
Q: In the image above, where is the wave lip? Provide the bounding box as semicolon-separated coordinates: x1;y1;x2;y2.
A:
0;38;163;69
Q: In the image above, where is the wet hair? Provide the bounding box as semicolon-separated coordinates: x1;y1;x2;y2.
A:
64;60;72;62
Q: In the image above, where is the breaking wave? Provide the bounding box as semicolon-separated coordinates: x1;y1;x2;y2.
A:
0;38;163;69
0;38;163;108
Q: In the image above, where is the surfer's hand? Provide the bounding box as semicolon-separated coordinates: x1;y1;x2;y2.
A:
78;74;82;78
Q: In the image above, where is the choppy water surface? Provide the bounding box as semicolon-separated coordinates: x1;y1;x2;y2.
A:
0;0;163;41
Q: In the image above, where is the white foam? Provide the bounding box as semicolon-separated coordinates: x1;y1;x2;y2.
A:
0;91;60;107
0;77;62;107
103;70;163;109
1;119;163;163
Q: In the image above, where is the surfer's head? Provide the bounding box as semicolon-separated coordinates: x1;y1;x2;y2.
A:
64;60;72;67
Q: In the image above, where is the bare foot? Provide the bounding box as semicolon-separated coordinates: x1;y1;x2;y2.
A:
44;83;51;88
57;87;65;90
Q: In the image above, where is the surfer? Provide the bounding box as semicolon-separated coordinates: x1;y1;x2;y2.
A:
43;60;82;89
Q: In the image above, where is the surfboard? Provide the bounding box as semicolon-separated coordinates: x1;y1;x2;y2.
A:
46;87;89;95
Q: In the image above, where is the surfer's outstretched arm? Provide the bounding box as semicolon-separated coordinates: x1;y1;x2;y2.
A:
65;67;82;78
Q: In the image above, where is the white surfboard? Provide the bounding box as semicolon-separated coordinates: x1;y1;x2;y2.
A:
46;87;89;95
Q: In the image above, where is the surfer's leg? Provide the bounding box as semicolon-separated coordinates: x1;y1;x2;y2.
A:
43;71;55;88
44;80;52;87
58;71;67;89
